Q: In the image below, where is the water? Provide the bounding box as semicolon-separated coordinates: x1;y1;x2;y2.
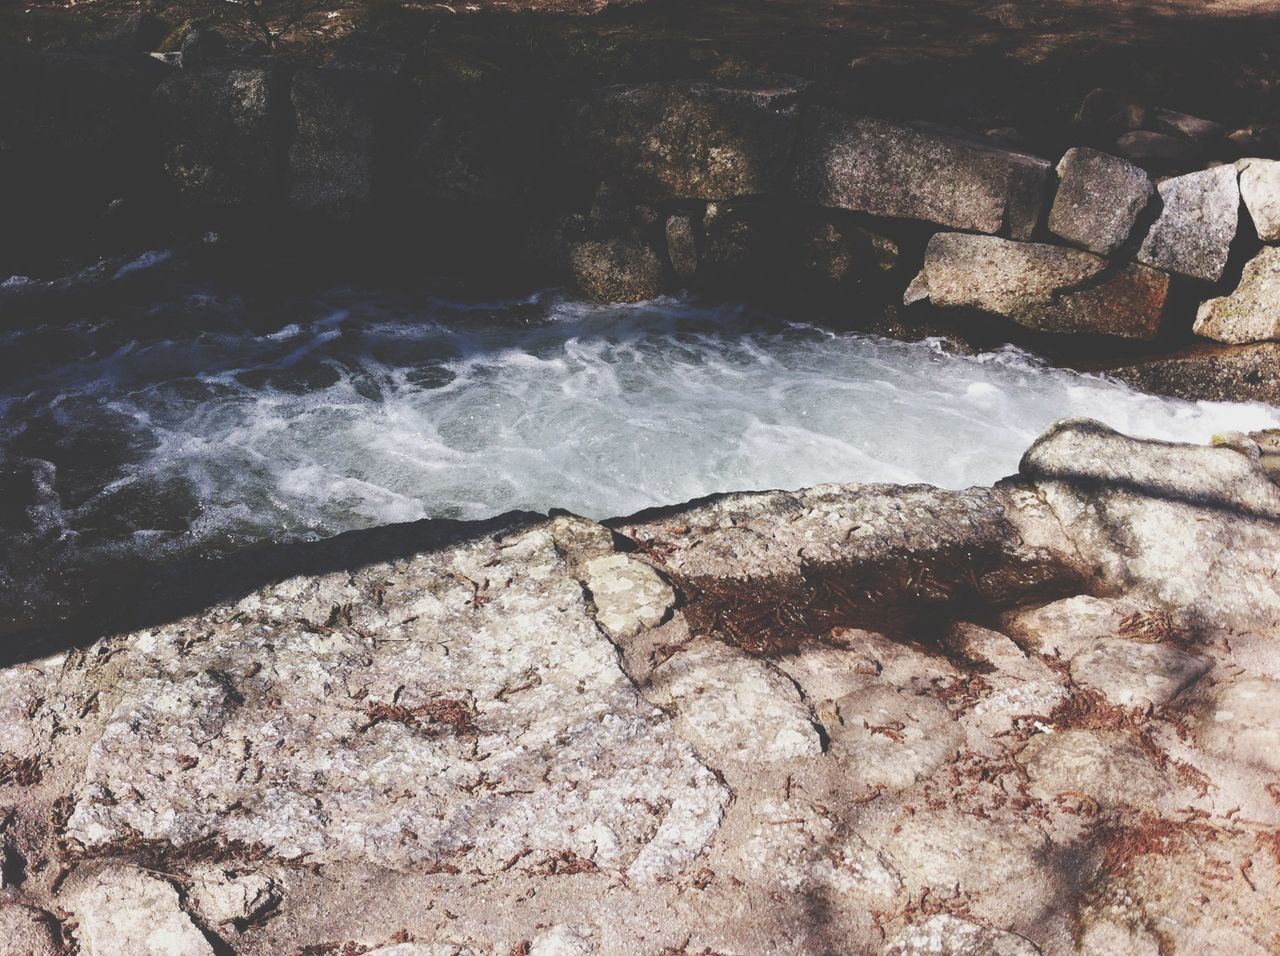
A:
3;255;1280;624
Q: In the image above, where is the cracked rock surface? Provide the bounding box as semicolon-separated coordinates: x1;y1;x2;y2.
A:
1;420;1279;954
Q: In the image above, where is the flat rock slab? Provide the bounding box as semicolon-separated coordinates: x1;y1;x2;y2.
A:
1070;639;1209;708
1049;147;1153;255
1196;677;1280;773
791;108;1050;239
1020;729;1170;810
1108;341;1280;405
1194;245;1280;344
1239;157;1280;241
646;639;822;761
908;233;1169;340
64;526;728;881
828;684;963;790
1136;165;1240;282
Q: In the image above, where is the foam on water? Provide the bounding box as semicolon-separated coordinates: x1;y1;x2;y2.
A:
3;286;1279;569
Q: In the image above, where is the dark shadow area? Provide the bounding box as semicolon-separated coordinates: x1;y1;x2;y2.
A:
0;509;540;669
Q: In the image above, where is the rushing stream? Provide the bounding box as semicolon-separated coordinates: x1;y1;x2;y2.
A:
3;252;1280;631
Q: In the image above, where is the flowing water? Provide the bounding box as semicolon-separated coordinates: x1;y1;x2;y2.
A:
3;252;1279;630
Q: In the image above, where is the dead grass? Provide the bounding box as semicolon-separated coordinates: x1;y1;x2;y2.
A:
0;753;43;787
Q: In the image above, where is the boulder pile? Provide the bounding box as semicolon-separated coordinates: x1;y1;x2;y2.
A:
2;420;1280;953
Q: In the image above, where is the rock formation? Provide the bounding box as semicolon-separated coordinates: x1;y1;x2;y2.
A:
2;421;1280;954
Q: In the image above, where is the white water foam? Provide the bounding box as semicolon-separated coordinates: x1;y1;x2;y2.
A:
4;290;1279;555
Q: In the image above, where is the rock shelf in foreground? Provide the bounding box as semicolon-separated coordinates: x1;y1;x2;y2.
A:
2;419;1280;954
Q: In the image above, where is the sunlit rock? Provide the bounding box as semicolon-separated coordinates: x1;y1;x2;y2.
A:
908;233;1169;340
1048;147;1153;255
1136;165;1240;282
1194;245;1280;344
66;865;212;956
1239;157;1280;242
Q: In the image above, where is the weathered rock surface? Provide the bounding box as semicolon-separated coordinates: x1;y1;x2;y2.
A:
289;67;393;220
1069;639;1209;708
883;914;1042;955
1193;245;1280;343
791;108;1051;239
1136;165;1240;282
1239;157;1280;242
2;422;1280;953
1108;341;1280;405
523;215;667;302
562;78;807;201
0;904;60;956
152;65;287;208
907;232;1169;340
68;865;213;956
664;211;699;282
1020;418;1280;627
1048;147;1153;255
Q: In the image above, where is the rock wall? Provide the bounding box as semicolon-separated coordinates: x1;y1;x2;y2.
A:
2;420;1280;954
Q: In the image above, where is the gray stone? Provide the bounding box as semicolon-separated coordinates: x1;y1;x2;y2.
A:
582;553;676;639
882;914;1042;955
908;233;1169;340
1114;131;1196;172
1239;158;1280;242
63;526;729;883
792;109;1051;238
0;904;60;956
67;864;213;956
1193;245;1280;344
187;865;280;928
665;212;699;282
1070;640;1209;708
1196;677;1280;773
1136;166;1240;282
152;65;286;208
647;639;822;762
1153;108;1225;146
1048;147;1153;255
562;78;807;201
1020;419;1280;628
289;68;392;221
1108;341;1280;405
1003;595;1148;658
529;924;598;955
524;216;668;303
1020;729;1169;809
883;808;1051;896
828;685;964;789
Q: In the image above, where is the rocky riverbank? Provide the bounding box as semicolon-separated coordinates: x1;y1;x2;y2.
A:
4;5;1280;405
2;419;1280;954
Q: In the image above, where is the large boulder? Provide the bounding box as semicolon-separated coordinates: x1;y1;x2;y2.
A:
1239;157;1280;242
561;77;807;202
523;215;668;302
1136;165;1240;282
1048;147;1153;255
906;232;1169;340
1193;245;1280;344
1020;419;1280;628
791;109;1051;239
66;865;213;956
152;64;288;208
288;67;395;221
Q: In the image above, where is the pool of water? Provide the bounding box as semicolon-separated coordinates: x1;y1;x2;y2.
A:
3;254;1279;631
